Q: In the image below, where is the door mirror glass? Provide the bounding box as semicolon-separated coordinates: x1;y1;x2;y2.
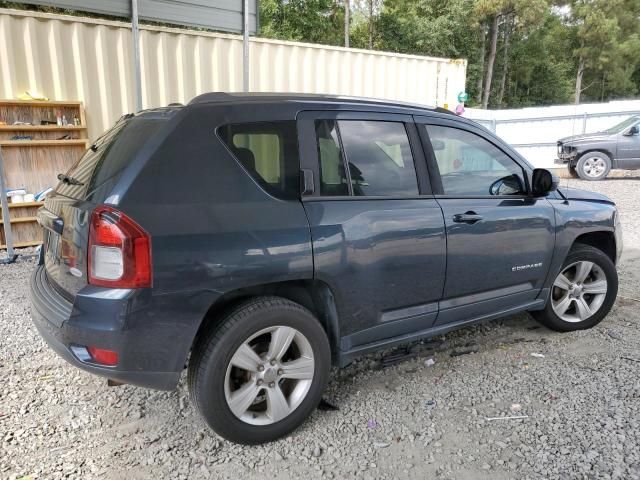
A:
489;174;524;196
625;125;639;136
532;168;558;196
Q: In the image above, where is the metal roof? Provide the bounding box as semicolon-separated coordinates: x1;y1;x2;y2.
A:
10;0;258;34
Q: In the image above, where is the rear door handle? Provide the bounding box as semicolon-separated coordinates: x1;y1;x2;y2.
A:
453;211;483;224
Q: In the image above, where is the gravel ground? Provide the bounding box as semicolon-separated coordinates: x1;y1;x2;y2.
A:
2;177;640;480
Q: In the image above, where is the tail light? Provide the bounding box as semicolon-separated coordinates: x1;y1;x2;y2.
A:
88;205;152;288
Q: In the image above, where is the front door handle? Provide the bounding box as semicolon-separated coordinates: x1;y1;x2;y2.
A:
453;211;483;224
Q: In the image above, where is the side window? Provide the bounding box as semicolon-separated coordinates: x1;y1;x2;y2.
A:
315;120;349;196
315;119;419;197
218;121;299;199
337;120;419;197
425;125;526;197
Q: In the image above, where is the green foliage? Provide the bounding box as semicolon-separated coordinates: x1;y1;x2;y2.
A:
259;0;345;46
375;0;477;58
505;13;575;106
570;0;640;102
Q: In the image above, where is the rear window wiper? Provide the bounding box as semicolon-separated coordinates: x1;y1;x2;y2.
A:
57;173;84;186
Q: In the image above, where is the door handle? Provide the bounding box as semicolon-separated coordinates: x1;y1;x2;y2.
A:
453;211;483;224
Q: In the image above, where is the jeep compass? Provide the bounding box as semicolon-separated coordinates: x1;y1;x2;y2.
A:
31;93;622;444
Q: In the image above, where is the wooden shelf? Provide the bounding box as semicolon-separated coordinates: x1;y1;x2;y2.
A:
0;216;37;225
0;240;42;249
0;139;89;147
0;99;82;107
8;201;44;208
0;125;86;132
0;99;86;250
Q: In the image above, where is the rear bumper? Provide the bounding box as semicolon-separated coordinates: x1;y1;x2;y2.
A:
30;265;182;390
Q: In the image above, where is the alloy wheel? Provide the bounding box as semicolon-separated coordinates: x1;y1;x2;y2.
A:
582;157;607;178
224;326;315;425
551;261;608;322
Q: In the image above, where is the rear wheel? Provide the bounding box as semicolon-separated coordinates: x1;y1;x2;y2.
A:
576;152;611;180
188;297;331;444
532;244;618;331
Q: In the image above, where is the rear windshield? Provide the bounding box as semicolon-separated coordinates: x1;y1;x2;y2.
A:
55;116;165;200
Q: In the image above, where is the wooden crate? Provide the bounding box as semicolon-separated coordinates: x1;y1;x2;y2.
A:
0;100;88;249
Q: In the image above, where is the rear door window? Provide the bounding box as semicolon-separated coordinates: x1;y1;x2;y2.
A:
218;121;299;199
314;119;419;197
315;120;349;196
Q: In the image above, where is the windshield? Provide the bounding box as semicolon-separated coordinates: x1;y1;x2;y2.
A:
602;116;640;134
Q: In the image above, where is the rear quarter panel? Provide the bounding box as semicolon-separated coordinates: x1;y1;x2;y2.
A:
106;104;314;371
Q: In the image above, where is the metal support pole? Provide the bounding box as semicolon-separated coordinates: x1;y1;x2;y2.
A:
243;0;250;92
131;0;143;111
0;146;16;263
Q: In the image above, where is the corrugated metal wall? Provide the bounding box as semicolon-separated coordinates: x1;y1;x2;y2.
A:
0;8;467;140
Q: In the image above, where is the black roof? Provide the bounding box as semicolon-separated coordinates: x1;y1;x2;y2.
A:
188;92;455;116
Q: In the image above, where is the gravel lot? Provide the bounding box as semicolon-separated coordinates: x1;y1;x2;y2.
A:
2;177;640;480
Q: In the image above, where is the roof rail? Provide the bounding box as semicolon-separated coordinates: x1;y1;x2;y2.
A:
434;107;456;116
189;92;236;105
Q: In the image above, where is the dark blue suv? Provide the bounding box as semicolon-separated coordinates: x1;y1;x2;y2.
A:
30;93;622;444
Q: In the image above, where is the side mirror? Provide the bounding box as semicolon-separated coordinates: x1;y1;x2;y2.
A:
531;168;558;196
625;125;639;136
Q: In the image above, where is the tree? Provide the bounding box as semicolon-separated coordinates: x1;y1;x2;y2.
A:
345;0;351;47
568;0;640;103
505;12;575;106
475;26;487;104
496;14;514;106
569;0;620;103
475;0;548;108
375;0;477;58
259;0;345;46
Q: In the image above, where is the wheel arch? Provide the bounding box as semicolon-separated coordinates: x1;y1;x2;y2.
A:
576;148;614;164
190;280;342;365
572;230;617;265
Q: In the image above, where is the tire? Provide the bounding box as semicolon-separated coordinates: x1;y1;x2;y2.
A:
576;152;611;181
532;244;618;332
188;296;331;444
567;164;579;179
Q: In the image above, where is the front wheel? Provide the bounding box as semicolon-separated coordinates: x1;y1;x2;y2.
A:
188;297;331;444
576;152;611;181
532;244;618;332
